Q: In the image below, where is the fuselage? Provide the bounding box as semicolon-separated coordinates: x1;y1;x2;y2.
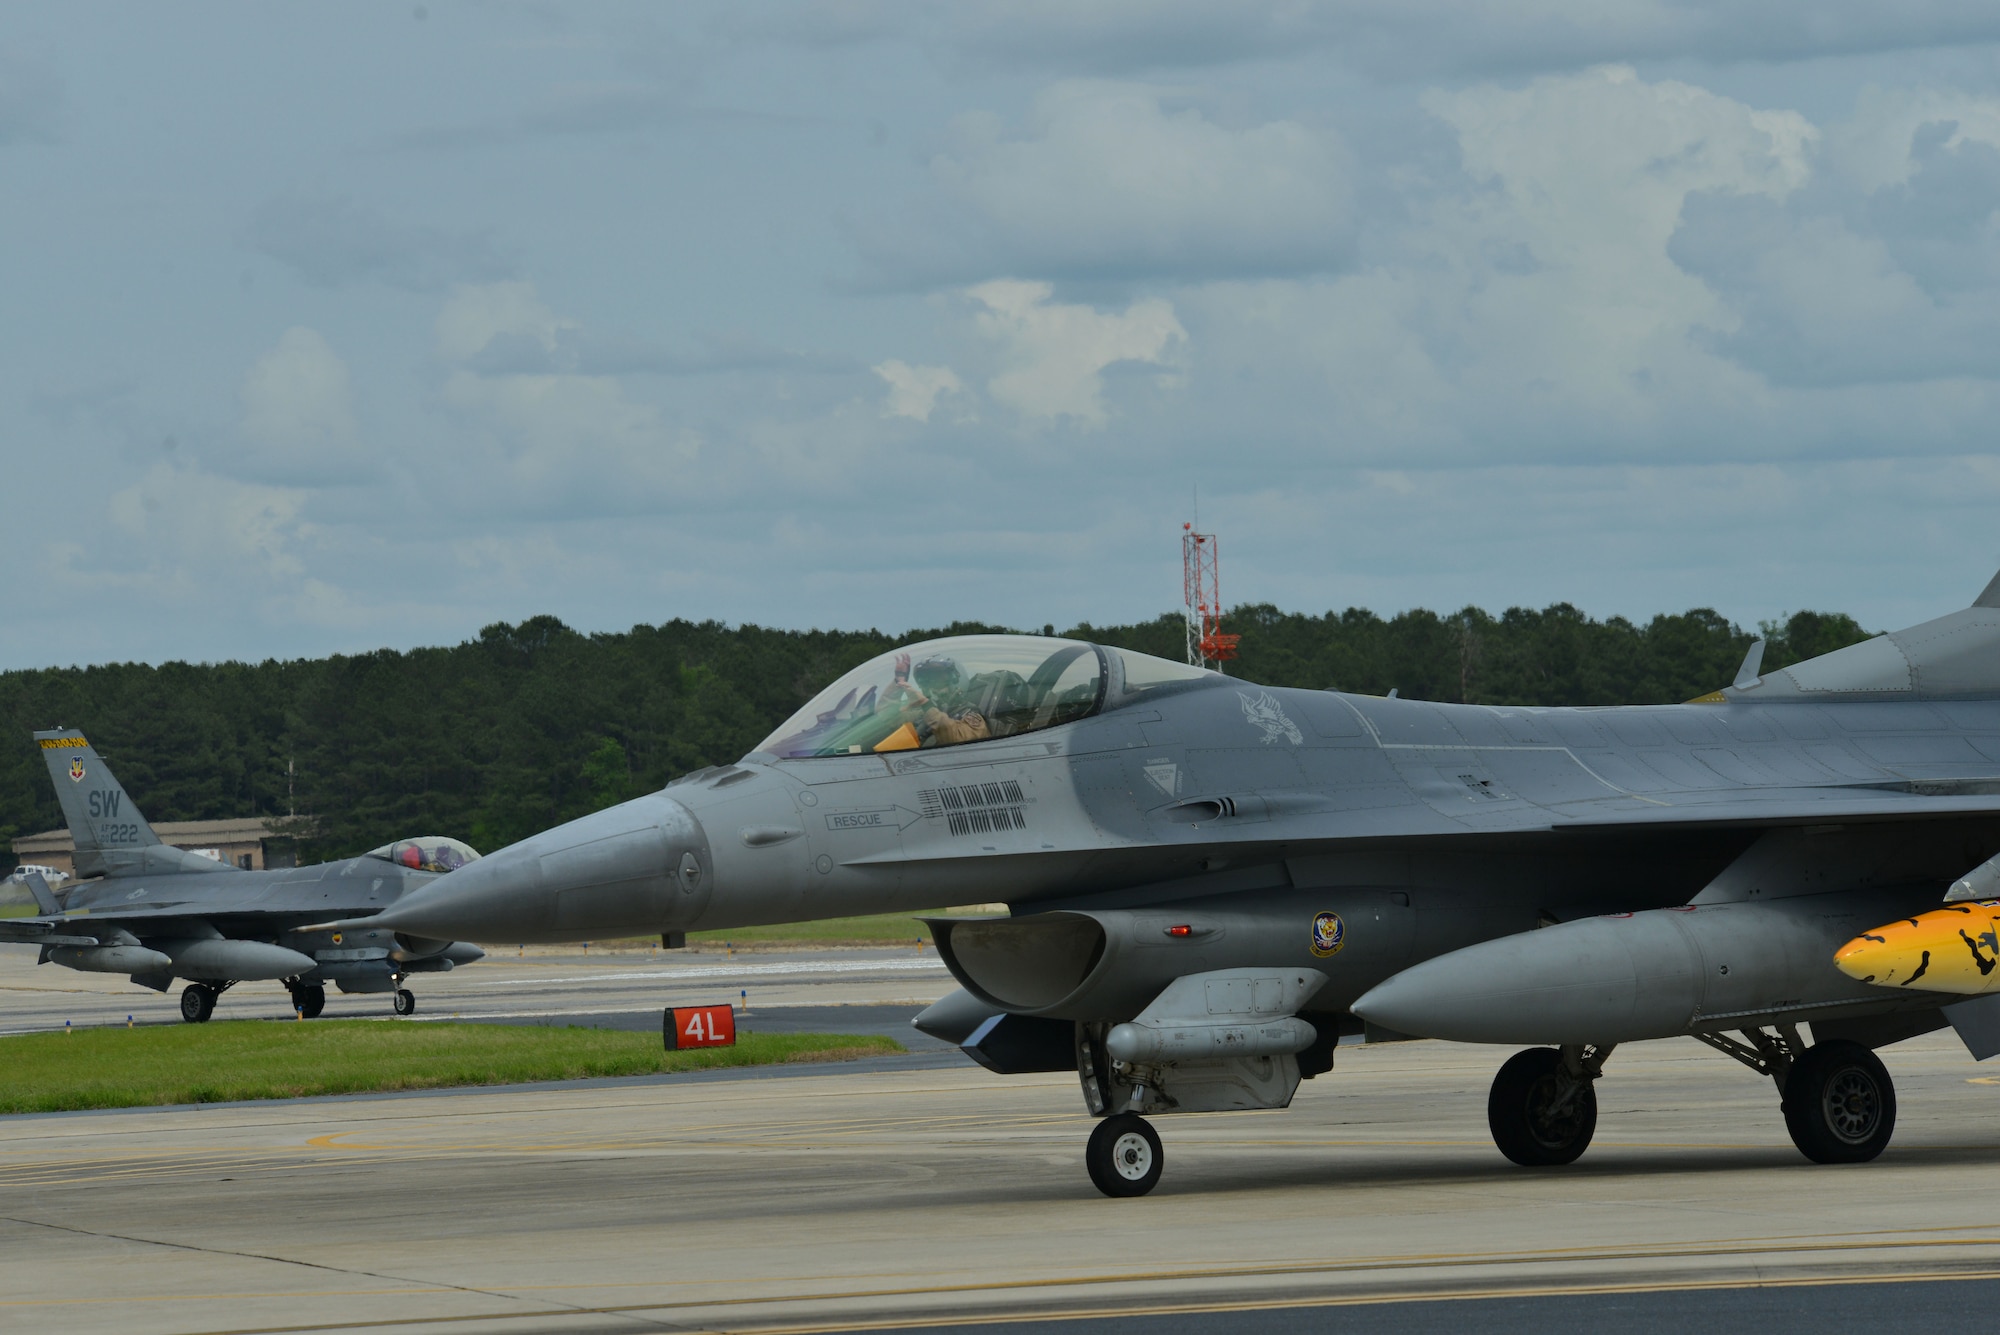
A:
371;663;2000;1025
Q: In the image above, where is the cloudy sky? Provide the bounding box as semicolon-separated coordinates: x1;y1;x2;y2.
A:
9;3;2000;669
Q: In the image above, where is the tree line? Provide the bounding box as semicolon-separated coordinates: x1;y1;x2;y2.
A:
0;603;1869;867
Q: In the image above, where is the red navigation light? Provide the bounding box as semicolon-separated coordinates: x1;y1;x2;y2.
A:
1166;924;1192;938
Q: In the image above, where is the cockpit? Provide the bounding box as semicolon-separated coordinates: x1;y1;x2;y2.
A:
365;836;482;874
756;634;1214;760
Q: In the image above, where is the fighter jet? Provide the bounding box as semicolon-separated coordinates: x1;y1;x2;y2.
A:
2;730;486;1023
324;579;2000;1195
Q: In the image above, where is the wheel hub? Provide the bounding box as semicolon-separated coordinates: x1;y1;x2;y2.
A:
1526;1075;1587;1148
1823;1068;1881;1143
1111;1132;1154;1180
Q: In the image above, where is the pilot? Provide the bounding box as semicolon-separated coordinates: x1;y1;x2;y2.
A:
884;652;991;746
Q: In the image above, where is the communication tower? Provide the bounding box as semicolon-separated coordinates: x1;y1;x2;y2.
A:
1182;522;1240;670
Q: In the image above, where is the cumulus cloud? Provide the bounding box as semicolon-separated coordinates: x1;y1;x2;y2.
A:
1667;89;2000;386
235;327;363;482
965;279;1184;424
245;191;512;291
873;360;966;421
432;283;699;514
103;461;310;585
870;82;1353;284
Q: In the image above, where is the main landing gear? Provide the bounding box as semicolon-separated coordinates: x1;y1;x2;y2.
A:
1085;1113;1163;1197
1693;1026;1897;1163
1487;1044;1612;1166
286;981;326;1019
1484;1028;1898;1168
178;981;235;1024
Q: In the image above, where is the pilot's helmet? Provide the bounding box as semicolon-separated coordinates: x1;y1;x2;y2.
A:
912;655;965;699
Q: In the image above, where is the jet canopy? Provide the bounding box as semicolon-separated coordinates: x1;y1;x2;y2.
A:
757;634;1212;760
365;836;482;874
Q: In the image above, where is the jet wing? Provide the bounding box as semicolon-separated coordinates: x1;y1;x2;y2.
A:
844;781;2000;877
1542;782;2000;832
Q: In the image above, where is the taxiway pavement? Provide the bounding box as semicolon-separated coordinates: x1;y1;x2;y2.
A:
0;941;957;1047
6;1021;2000;1333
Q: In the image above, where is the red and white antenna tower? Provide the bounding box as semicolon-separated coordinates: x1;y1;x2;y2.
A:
1183;522;1240;671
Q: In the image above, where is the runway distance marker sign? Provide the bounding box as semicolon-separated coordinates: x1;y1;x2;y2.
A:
664;1004;737;1050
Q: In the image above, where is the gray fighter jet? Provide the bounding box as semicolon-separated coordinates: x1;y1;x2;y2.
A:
323;580;2000;1195
2;730;486;1022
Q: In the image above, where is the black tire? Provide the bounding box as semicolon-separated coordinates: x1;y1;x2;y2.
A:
1782;1041;1896;1164
179;984;215;1024
1086;1114;1163;1197
293;985;326;1020
1488;1047;1598;1167
393;988;416;1016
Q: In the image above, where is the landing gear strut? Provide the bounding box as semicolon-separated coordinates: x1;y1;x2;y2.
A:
1487;1044;1612;1166
1693;1026;1898;1163
1086;1113;1163;1197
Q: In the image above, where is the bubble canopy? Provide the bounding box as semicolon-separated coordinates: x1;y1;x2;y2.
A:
757;634;1212;760
365;836;482;874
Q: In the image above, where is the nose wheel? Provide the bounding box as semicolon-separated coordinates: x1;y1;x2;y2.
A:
393;988;417;1016
1086;1113;1163;1197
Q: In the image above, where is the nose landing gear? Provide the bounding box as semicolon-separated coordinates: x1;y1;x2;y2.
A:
393;988;417;1016
1086;1113;1163;1197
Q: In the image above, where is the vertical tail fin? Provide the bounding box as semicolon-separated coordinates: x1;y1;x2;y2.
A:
32;730;214;878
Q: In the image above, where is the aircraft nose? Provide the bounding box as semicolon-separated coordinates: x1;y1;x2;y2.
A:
357;792;712;943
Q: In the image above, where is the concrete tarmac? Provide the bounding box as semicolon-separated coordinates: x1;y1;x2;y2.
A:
7;1021;2000;1334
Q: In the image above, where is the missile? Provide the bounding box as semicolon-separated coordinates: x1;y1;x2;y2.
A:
1834;901;2000;995
1352;894;1903;1046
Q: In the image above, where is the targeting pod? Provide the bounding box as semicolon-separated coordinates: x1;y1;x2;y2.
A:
1834;901;2000;995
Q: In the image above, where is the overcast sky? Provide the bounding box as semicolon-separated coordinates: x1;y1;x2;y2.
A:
9;3;2000;669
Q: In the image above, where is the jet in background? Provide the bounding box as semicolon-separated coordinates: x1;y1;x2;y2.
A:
329;578;2000;1195
2;730;485;1022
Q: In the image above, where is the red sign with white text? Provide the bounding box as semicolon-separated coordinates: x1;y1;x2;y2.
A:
665;1004;737;1050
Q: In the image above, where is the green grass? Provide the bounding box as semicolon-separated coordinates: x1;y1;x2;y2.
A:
0;902;35;919
688;911;951;946
0;1021;905;1114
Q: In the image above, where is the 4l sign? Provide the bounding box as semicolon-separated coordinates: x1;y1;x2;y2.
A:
664;1004;737;1051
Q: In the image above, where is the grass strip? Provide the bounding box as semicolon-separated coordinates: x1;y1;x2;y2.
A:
689;911;945;946
582;907;997;948
0;1021;904;1114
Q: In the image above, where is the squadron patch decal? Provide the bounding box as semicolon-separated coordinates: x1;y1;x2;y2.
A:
68;758;85;783
1238;690;1304;745
1310;910;1345;958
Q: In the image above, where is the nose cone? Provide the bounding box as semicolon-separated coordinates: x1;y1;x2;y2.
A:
1835;904;2000;995
358;793;712;943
